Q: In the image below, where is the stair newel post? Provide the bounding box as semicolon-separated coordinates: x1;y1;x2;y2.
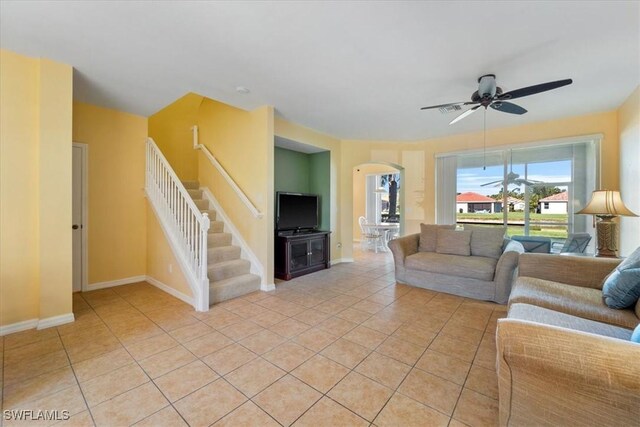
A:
200;212;210;310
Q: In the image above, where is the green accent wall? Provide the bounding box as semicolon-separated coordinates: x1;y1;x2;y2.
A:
309;151;330;231
274;146;330;231
274;147;310;193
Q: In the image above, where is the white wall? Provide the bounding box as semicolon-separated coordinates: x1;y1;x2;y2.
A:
540;201;567;214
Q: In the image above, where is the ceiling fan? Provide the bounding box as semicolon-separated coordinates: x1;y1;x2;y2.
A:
481;150;544;187
421;74;573;125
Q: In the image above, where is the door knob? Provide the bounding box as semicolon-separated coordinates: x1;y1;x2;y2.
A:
72;224;80;230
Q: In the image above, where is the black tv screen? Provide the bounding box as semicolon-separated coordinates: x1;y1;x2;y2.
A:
277;192;319;231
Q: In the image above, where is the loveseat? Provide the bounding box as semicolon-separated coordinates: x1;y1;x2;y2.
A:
389;224;524;304
497;253;640;426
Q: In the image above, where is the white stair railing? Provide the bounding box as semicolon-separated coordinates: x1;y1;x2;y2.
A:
145;137;210;311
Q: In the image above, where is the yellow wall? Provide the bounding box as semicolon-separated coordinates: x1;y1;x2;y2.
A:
149;93;202;181
146;204;192;296
0;49;73;327
340;111;620;260
274;118;343;261
618;85;640;256
72;102;148;284
197;99;274;283
352;163;398;239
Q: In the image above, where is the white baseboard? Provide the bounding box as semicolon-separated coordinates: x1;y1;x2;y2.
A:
38;313;75;330
0;318;39;336
89;274;195;306
86;275;147;291
1;313;75;336
146;276;195;306
261;283;276;292
331;258;354;265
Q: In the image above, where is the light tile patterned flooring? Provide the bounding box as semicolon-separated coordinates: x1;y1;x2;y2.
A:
1;248;505;426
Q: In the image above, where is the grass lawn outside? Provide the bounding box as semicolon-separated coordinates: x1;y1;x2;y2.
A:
457;212;569;239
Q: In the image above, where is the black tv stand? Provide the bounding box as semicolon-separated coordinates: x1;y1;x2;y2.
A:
275;230;330;280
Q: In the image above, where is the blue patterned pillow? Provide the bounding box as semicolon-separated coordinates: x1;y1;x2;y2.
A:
632;324;640;343
602;247;640;309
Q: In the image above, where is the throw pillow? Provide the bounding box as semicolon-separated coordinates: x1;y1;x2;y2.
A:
436;229;471;256
465;225;507;259
631;324;640;344
632;324;640;344
419;223;455;252
602;246;640;309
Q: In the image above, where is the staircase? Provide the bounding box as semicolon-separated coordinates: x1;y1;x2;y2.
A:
182;181;261;304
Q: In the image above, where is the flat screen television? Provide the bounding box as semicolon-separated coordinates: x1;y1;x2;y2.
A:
276;192;319;231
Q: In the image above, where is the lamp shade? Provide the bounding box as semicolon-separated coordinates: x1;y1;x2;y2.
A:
577;190;638;217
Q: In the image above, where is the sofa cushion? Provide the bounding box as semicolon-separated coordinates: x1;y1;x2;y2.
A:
405;251;497;281
436;229;471;256
510;277;639;329
465;225;506;259
419;223;455;252
602;246;640;309
508;303;634;340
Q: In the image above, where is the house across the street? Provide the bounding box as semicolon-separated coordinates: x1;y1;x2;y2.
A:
539;191;568;214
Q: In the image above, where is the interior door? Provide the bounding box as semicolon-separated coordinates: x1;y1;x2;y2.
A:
72;145;85;292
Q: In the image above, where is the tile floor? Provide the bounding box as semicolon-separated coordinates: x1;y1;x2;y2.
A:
1;248;505;426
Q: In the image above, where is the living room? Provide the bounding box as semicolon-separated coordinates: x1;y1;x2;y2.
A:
1;1;638;426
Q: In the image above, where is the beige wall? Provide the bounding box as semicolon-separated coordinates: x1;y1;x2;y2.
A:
198;99;275;283
352;163;398;240
340;111;620;260
149;93;202;181
146;205;192;296
618;85;640;256
73;102;148;284
274;118;344;261
1;50;73;327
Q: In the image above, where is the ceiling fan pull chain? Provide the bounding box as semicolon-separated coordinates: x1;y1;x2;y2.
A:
483;109;487;170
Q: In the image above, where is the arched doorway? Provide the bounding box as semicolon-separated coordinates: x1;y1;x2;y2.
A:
352;162;405;246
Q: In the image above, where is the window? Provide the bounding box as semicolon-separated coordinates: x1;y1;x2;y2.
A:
436;137;599;244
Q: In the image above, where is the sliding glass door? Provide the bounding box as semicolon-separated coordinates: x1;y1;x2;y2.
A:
436;138;599;245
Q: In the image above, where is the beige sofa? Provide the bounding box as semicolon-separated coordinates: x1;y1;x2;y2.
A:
497;254;640;426
389;229;524;304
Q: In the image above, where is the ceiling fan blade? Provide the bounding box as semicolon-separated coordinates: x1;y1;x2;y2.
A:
420;101;472;110
449;105;481;125
498;79;572;101
481;180;503;187
490;101;527;115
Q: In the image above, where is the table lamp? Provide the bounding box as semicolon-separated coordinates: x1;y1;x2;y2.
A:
577;190;638;257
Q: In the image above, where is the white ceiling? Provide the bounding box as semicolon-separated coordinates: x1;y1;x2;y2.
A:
1;1;638;140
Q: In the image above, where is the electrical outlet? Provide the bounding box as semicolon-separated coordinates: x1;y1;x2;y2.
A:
168;264;173;273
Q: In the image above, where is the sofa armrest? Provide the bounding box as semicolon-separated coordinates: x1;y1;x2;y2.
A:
518;253;621;290
496;319;640;427
492;240;524;304
388;233;419;268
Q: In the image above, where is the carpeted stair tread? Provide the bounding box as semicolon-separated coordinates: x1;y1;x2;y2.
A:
208;259;251;281
210;273;261;304
182;180;200;189
208;232;232;247
209;221;225;233
187;189;203;199
194;199;209;210
208;246;241;263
